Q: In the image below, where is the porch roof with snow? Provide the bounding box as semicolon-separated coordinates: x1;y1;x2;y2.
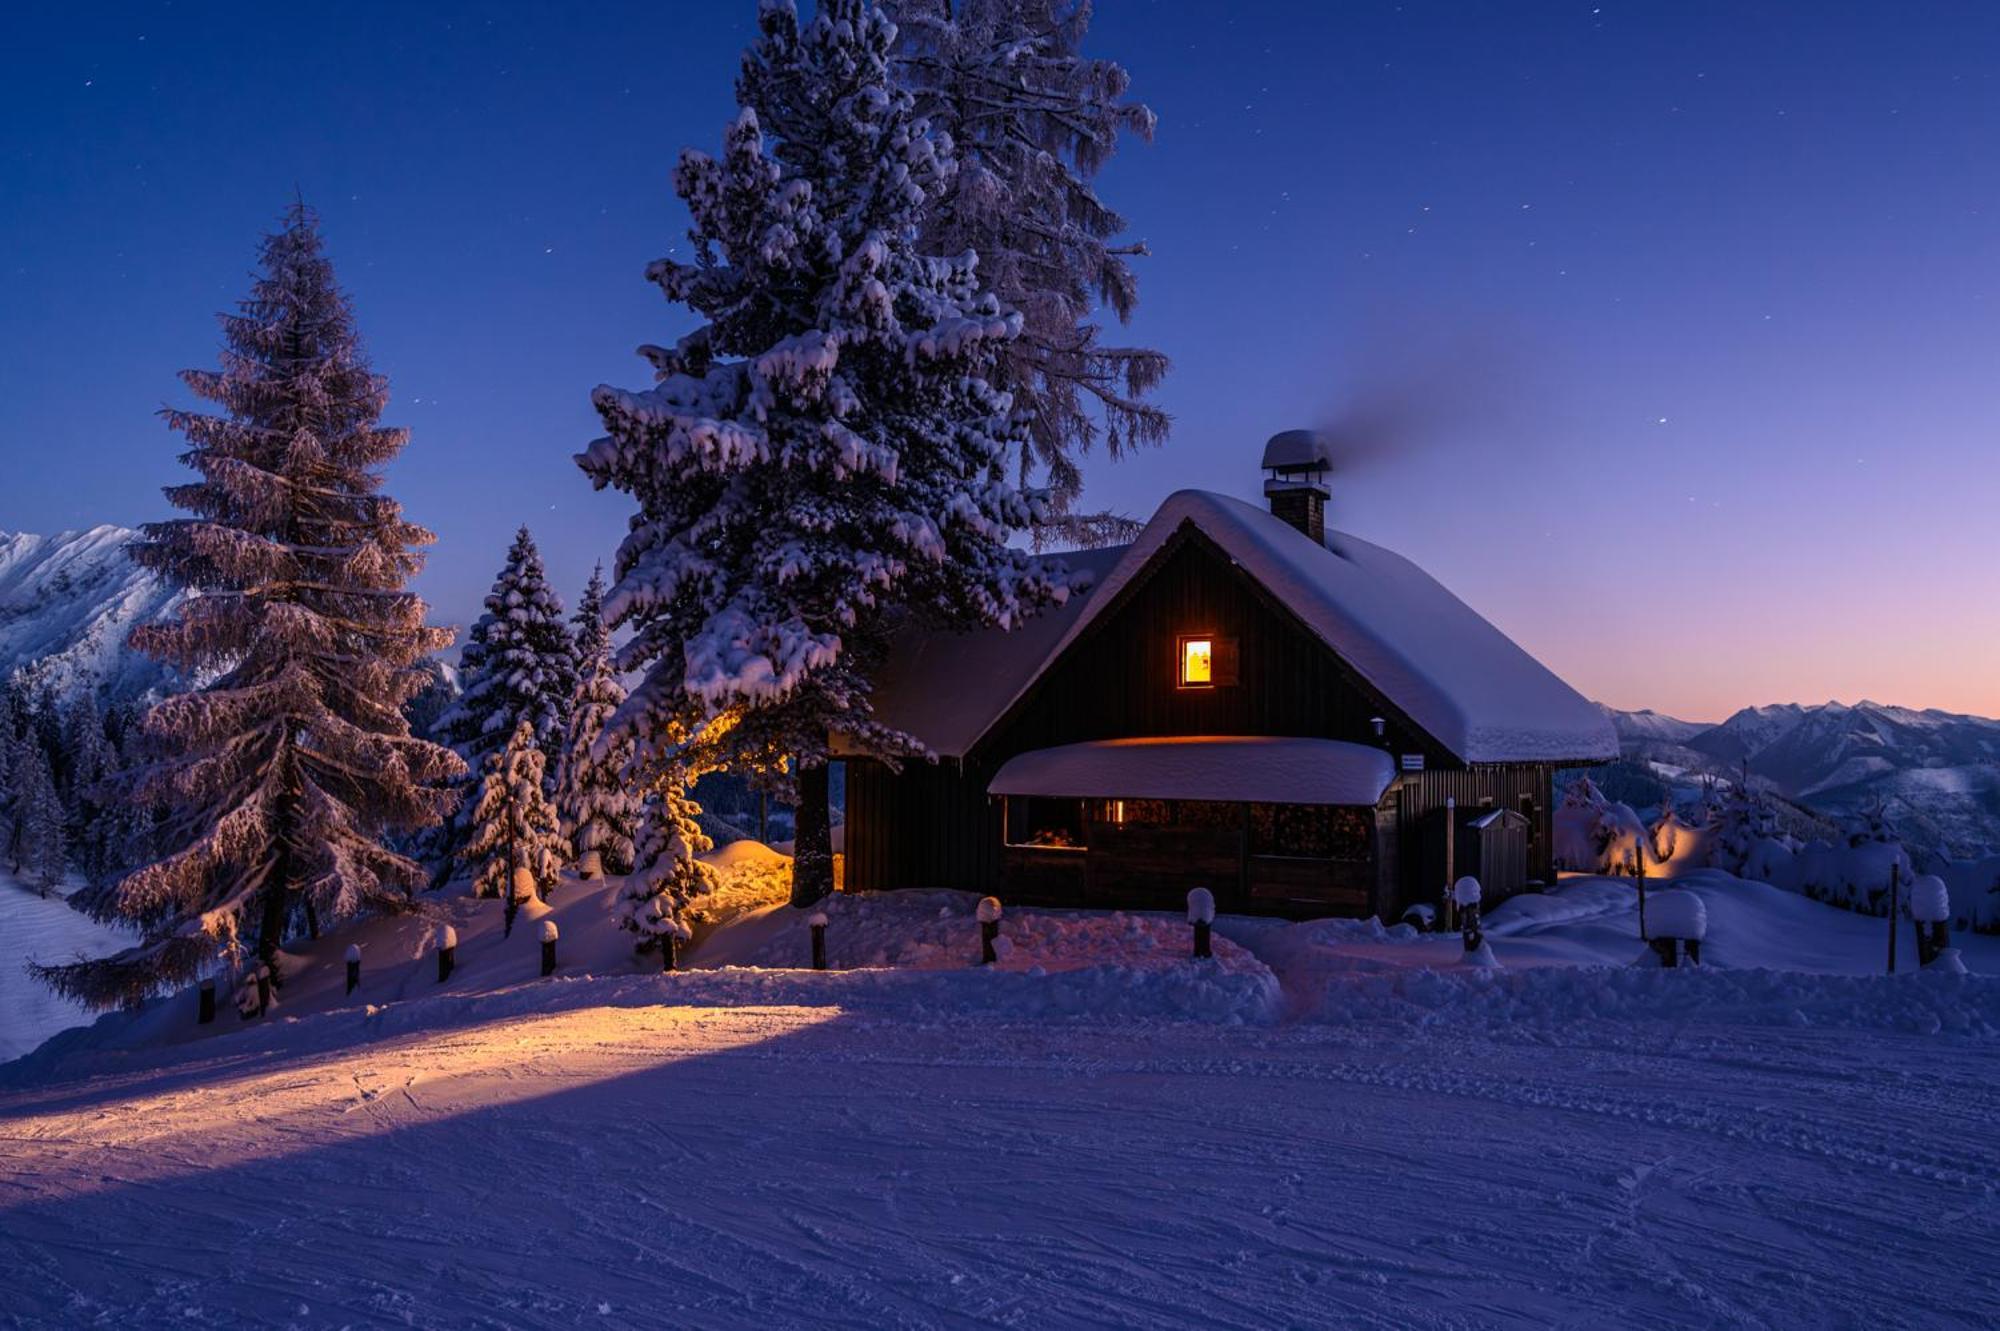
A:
989;737;1399;807
866;489;1617;766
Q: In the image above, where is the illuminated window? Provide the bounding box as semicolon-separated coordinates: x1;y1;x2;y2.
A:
1177;634;1236;688
1181;636;1213;686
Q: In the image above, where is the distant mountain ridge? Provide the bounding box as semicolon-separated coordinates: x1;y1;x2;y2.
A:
1600;700;2000;859
0;525;184;700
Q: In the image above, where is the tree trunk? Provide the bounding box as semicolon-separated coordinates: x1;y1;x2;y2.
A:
790;760;834;909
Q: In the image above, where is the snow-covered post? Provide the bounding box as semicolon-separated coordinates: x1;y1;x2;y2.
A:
540;919;559;977
1453;877;1483;954
1442;797;1458;932
436;924;457;983
1188;888;1216;959
809;913;828;971
345;944;362;995
1886;860;1901;974
197;977;216;1025
1634;853;1649;941
1910;874;1951;968
978;897;1004;965
1647;892;1706;967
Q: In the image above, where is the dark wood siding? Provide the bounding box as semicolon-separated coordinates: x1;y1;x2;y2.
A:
980;528;1450;767
845;757;1002;893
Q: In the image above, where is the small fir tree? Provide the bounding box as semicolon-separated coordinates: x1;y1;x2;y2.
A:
555;566;641;878
463;720;566;926
579;0;1068;907
619;779;718;955
34;205;462;1008
429;527;576;872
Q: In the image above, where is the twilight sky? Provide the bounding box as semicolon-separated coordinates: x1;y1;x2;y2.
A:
2;1;1996;723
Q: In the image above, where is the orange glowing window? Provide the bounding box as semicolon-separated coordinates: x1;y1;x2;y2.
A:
1179;636;1213;687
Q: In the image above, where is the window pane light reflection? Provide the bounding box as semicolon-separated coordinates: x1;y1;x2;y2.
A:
1181;637;1212;686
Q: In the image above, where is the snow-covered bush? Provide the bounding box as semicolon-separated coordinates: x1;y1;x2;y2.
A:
1908;874;1950;925
1935;856;2000;933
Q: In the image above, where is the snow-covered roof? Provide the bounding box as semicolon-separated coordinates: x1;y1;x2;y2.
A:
989;737;1398;807
856;544;1128;758
974;490;1619;766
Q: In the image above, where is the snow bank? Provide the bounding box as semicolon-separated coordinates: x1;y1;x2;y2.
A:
691;888;1279;1024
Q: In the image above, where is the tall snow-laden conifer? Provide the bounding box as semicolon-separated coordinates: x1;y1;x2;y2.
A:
429;527;576;872
890;0;1165;530
580;0;1069;907
555;566;640;878
35;205;462;1007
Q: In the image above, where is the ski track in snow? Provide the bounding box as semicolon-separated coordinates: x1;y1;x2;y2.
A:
2;998;1995;1330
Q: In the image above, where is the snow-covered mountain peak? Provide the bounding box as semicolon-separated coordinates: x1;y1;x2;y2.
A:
0;525;185;701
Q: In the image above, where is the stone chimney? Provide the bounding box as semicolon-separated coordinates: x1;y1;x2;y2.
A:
1260;429;1334;544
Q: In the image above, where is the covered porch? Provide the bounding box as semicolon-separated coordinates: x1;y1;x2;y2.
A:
987;736;1398;917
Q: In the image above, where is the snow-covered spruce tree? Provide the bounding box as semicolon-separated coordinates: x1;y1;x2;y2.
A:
889;0;1166;527
11;744;66;891
428;526;576;873
462;720;566;923
580;0;1069;907
33;205;463;1007
555;565;640;878
619;780;718;955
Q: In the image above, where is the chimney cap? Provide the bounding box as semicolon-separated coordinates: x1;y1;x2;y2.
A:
1262;428;1335;474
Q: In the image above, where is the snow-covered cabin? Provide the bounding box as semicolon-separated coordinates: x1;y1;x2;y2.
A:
843;435;1617;919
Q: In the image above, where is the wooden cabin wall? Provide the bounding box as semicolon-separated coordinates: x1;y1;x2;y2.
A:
1390;765;1557;917
844;757;1002;894
982;532;1452;768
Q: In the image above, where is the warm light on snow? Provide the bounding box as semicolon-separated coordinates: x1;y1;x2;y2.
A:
0;1003;838;1201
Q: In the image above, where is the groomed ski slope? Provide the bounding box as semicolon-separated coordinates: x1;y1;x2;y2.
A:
2;865;1996;1328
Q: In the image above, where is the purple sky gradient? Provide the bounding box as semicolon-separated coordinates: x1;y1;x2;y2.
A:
3;2;1995;722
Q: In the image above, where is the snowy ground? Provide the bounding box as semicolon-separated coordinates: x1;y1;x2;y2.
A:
0;875;133;1063
3;865;1997;1328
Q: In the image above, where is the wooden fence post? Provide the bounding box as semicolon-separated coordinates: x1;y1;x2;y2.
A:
1443;796;1458;932
541;919;559;977
809;913;828;970
1634;855;1648;941
198;977;216;1025
436;923;457;983
345;943;362;995
977;897;1003;964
